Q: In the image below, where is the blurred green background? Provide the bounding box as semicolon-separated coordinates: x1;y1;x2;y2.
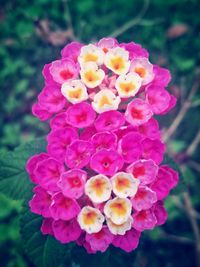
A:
0;0;200;266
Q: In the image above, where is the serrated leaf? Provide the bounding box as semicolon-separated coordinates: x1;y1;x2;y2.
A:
0;138;46;200
20;201;69;267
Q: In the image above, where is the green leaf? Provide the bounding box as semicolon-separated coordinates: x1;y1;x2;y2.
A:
0;138;46;200
20;200;69;267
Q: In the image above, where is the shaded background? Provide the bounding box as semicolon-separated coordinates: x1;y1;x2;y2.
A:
0;0;200;266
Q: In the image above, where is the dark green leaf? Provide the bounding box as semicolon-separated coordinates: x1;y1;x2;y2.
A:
0;138;46;200
20;200;69;267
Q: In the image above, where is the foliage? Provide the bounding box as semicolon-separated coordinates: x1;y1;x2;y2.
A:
0;0;200;266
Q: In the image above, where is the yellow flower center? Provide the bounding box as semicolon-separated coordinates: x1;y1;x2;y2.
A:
119;82;136;93
89;178;108;197
115;177;131;191
68;88;82;99
84;53;98;62
109;201;127;217
135;67;146;78
110;57;125;71
99;95;112;108
83;211;98;225
84;70;99;82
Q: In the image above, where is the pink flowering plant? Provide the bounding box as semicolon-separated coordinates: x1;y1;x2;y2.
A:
25;38;179;255
0;38;179;265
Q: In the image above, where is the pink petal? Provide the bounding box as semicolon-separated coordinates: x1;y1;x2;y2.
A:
66;102;96;128
29;186;52;218
47;127;78;162
153;201;168;226
127;159;158;185
94;110;125;132
32;102;52;121
141;138;165;165
50;192;81;221
132;209;157;231
38;86;66;113
151;65;171;87
58;169;87;199
112;228;141;252
145;85;171;114
65;140;94;169
26;153;49;183
52;219;82;244
138;118;161;140
50;112;69;130
91;131;117;151
41;218;54;235
118;132;142;163
131;186;157;211
85;226;114;252
125;98;153;126
90;149;124;176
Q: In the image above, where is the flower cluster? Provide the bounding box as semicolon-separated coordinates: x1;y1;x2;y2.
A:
27;38;178;253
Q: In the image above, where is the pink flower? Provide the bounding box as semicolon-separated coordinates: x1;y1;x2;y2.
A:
33;158;65;191
66;102;96;128
50;112;69;130
112;229;141;252
126;159;158;185
120;42;149;59
141;138;165;165
50;192;81;220
151;65;171;87
151;166;178;200
47;127;78;162
94;110;125;132
138;118;160;140
26;153;49;183
52;219;82;244
132;209;157;231
80;126;96;140
58;169;87;199
29;186;52;218
61;41;83;62
85;226;114;253
118;132;143;163
91;131;117;151
32;102;52;121
50;59;79;84
153;201;168;226
125;98;153;126
131;186;157;211
90;149;124;176
41;218;54;235
65;140;94;169
160;94;177;115
38;86;66;113
42;63;57;86
145;85;171;114
97;37;118;52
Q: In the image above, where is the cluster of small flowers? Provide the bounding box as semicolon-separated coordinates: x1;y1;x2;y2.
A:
27;38;178;253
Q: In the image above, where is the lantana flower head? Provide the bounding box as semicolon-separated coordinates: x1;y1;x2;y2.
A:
27;37;178;254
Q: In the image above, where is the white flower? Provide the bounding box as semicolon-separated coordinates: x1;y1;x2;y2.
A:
106;216;133;235
78;44;105;66
104;197;132;225
130;57;154;85
115;73;142;98
77;206;104;234
61;79;88;104
111;172;140;198
92;89;120;113
104;47;130;75
85;174;112;203
80;62;105;88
